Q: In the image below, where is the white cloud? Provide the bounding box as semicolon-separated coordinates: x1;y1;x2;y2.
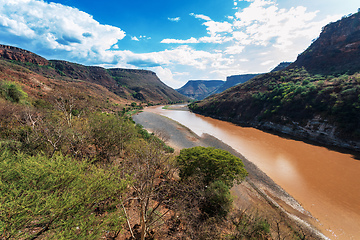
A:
162;14;234;44
261;60;274;65
190;13;212;21
168;17;181;22
203;20;233;36
232;0;341;49
0;0;125;63
225;45;245;54
161;37;199;44
149;66;181;88
131;36;139;41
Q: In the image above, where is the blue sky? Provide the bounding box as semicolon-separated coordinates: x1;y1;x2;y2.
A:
0;0;358;88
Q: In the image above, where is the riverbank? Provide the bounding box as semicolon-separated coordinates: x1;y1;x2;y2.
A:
133;109;328;239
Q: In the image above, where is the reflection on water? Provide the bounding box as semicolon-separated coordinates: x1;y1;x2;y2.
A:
147;105;360;240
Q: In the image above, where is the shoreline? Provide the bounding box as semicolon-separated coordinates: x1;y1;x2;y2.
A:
133;109;328;239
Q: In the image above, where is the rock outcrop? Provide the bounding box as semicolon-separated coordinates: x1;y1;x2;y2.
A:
290;12;360;75
0;45;49;66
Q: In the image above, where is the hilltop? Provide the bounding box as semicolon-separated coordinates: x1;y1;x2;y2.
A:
189;12;360;151
176;80;224;100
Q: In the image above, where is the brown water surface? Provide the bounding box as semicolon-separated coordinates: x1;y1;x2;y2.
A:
147;105;360;240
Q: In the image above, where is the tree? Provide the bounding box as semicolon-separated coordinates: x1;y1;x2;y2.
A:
90;112;136;162
121;139;174;240
176;146;248;188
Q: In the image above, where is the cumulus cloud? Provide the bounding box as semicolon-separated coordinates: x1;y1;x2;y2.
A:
233;0;341;49
0;0;125;63
131;36;139;41
162;14;233;44
225;45;245;54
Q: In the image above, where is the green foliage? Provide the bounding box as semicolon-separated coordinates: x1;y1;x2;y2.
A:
90;112;136;161
230;212;271;240
176;146;248;188
202;180;233;218
0;150;128;239
0;81;28;103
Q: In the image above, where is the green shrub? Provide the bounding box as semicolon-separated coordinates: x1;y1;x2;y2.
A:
0;150;128;239
0;81;28;103
176;146;248;187
202;180;233;218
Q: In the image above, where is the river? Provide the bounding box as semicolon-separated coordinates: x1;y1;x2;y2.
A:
145;105;360;240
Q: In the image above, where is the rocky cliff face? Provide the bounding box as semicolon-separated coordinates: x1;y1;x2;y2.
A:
290;12;360;75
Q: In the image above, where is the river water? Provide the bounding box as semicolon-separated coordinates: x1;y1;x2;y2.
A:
146;105;360;240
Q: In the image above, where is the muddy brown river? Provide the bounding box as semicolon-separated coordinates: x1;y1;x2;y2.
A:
146;105;360;240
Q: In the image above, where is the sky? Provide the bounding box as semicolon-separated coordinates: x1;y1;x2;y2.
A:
0;0;358;88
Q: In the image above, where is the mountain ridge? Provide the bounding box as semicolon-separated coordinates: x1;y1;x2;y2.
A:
0;44;189;104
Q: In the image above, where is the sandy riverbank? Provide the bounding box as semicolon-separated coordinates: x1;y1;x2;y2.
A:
133;109;328;239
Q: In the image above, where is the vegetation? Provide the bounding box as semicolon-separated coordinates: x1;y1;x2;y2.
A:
176;146;248;187
0;151;128;240
0;81;27;103
190;68;360;140
0;48;321;239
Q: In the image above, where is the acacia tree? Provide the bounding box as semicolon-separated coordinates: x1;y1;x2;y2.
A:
91;112;136;162
122;139;175;240
176;146;248;187
175;147;248;220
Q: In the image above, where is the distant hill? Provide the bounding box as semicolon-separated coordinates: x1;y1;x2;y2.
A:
189;12;360;151
176;74;259;100
176;80;224;100
0;44;188;104
213;74;259;94
271;62;292;72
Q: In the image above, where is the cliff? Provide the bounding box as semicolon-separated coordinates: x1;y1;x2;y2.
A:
290;12;360;75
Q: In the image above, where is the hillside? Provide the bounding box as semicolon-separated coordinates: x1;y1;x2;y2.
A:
271;62;292;72
189;13;360;151
176;80;224;100
0;44;188;105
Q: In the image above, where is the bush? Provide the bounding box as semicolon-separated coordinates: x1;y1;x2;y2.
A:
176;146;248;188
0;81;27;103
0;150;128;239
202;180;233;218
